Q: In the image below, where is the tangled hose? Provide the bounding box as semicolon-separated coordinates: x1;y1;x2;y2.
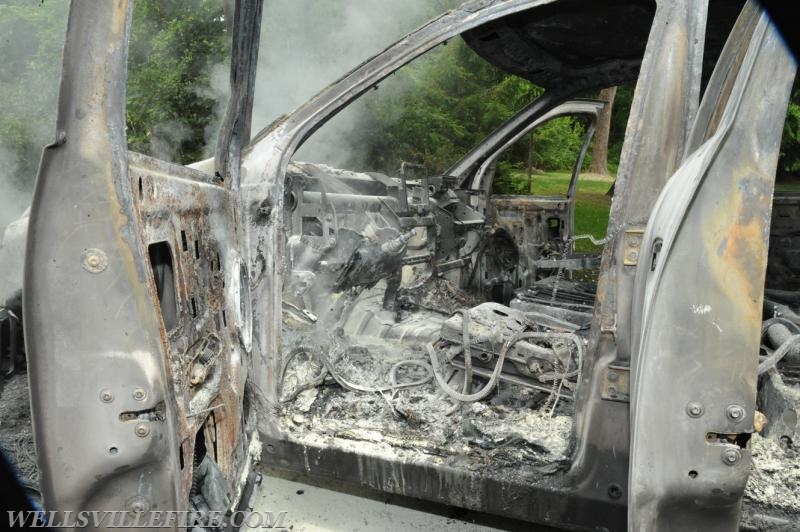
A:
759;334;800;376
444;310;473;415
280;316;585;415
761;316;800;336
279;345;433;403
426;330;584;405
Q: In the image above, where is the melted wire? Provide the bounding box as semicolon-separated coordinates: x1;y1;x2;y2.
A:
759;334;800;375
279;344;433;403
426;330;584;407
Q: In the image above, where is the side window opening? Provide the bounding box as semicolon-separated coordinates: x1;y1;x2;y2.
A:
492;115;587;197
767;72;800;293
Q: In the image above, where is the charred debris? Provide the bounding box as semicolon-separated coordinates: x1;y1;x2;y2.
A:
2;1;800;531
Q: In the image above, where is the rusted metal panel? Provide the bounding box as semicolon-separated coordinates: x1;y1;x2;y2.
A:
628;5;796;529
128;151;250;503
24;0;184;520
568;0;712;517
23;1;261;526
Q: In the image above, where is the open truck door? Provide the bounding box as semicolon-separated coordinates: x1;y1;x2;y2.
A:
626;3;796;530
22;1;800;530
25;0;264;526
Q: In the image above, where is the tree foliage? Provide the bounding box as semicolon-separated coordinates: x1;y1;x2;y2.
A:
343;40;542;176
780;80;800;178
1;0;800;217
0;1;68;197
126;0;229;163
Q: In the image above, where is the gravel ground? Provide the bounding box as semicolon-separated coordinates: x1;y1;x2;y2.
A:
0;372;38;493
745;434;800;512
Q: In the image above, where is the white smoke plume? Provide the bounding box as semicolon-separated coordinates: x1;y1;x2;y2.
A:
190;0;462;167
251;0;460;138
0;0;68;226
0;0;463;228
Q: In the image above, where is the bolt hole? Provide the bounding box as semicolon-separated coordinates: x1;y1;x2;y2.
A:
109;447;119;455
607;484;623;499
650;239;663;272
296;489;304;495
688;470;698;479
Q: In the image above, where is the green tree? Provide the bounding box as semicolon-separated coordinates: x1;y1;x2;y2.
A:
126;0;229;164
339;40;542;176
779;81;800;179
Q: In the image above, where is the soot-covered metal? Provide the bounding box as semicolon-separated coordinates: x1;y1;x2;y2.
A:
1;1;799;531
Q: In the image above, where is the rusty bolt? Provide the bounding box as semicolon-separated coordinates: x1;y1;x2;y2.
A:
99;389;114;403
721;448;741;466
132;388;147;402
726;405;745;422
134;423;150;438
81;248;108;273
126;496;150;514
607;371;619;382
608;385;618;398
686;402;704;418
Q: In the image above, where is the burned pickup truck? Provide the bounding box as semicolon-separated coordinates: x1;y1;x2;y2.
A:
1;0;800;530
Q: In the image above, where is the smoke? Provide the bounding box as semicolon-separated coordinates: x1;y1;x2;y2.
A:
148;121;195;162
0;146;29;227
0;0;68;227
198;61;231;159
251;0;461;166
0;0;465;228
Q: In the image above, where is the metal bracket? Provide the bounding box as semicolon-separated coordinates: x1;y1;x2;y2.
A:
623;227;646;266
601;365;630;402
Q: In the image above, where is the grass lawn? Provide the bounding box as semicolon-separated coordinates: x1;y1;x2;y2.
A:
508;170;614;253
505;170;799;253
775;178;800;193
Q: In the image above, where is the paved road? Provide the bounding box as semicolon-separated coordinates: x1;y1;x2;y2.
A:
251;467;560;531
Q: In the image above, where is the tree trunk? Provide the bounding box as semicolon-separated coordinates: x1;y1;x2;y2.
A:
589;86;617;175
527;131;535;193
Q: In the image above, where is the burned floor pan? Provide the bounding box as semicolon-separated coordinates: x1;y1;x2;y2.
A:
279;379;573;466
264;308;597;527
278;283;577;474
277;334;574;466
265;395;593;526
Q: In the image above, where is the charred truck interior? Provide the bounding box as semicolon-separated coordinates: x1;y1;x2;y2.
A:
1;0;800;530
